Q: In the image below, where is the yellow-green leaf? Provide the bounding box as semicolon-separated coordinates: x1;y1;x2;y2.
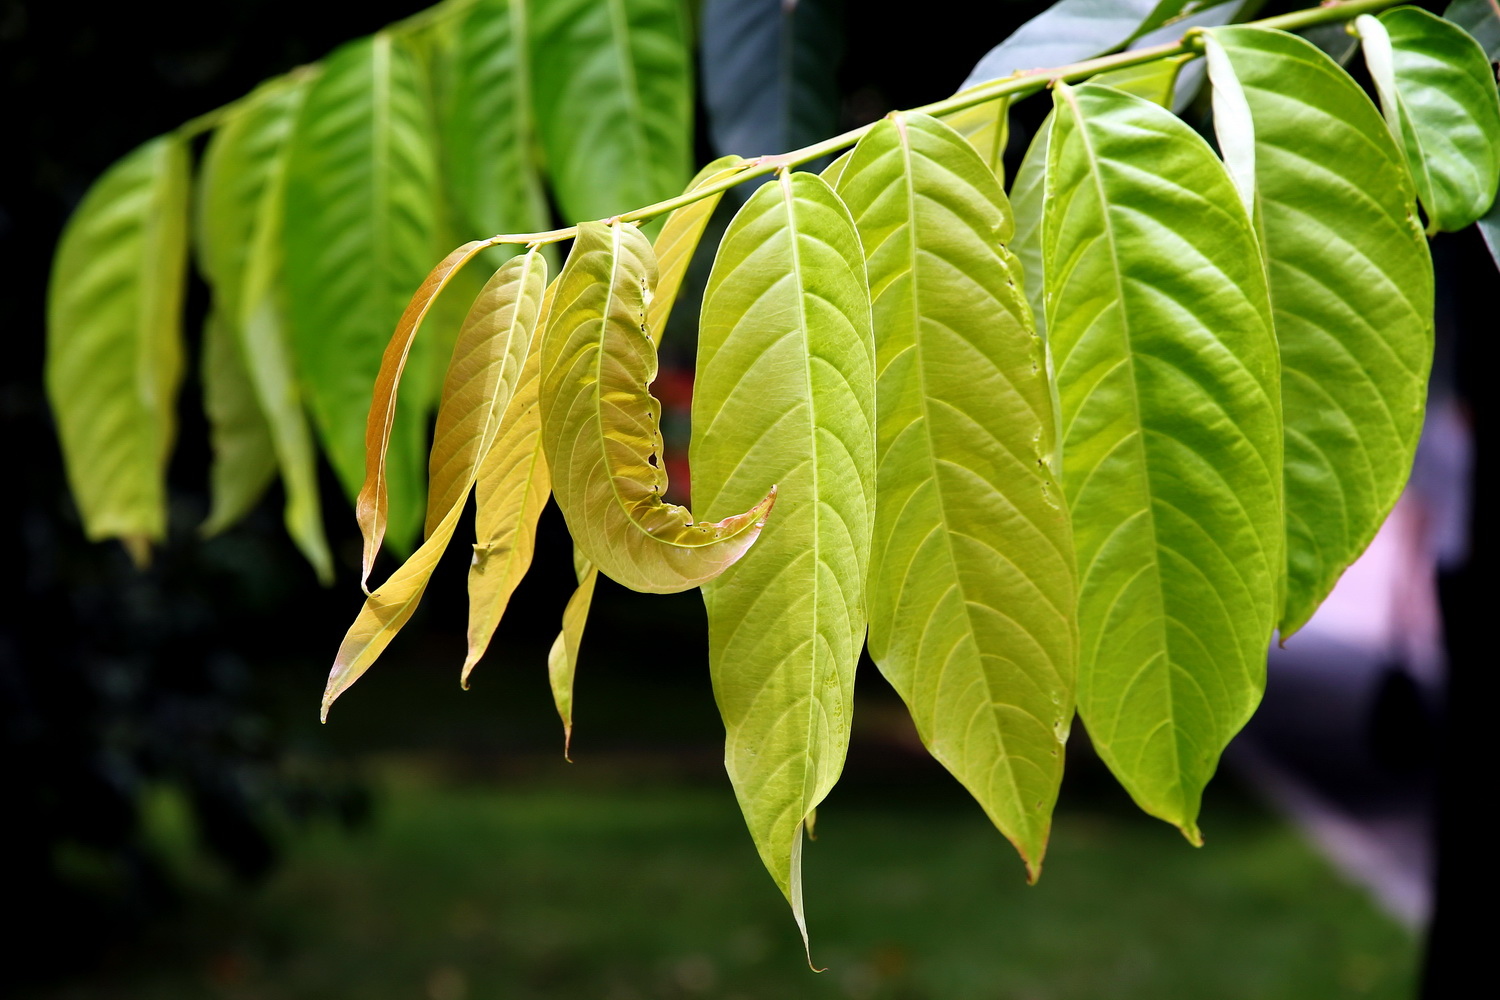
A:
940;93;1011;182
647;154;745;344
46;134;190;565
540;221;775;595
200;309;276;534
693;170;876;947
547;547;598;758
323;251;548;718
835;111;1076;879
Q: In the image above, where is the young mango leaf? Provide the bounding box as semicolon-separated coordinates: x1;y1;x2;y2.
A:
283;33;442;557
700;0;842;165
531;0;692;225
436;0;551;243
196;76;333;580
547;546;598;758
323;251;548;719
694;171;876;950
647;155;746;342
940;95;1011;183
1044;83;1282;840
1205;27;1434;638
835;112;1076;879
540;221;775;594
356;239;494;591
463;281;557;683
1445;0;1500;59
959;0;1233;91
1358;8;1500;232
46;134;190;566
200;309;276;534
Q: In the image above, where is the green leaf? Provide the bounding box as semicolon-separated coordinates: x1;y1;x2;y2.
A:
196;76;332;580
540;221;775;594
1043;83;1282;839
283;33;441;553
437;0;550;241
200;309;276;534
835;112;1076;878
693;171;875;948
1009;117;1050;342
1357;8;1500;232
46;134;190;565
647;155;745;343
547;546;597;758
1445;0;1500;60
464;282;556;683
531;0;692;224
323;251;548;719
939;95;1011;184
1205;27;1434;637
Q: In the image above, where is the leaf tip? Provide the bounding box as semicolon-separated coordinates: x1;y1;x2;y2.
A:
121;535;153;568
1180;823;1205;848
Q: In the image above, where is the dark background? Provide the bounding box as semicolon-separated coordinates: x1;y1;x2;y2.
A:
0;1;1483;996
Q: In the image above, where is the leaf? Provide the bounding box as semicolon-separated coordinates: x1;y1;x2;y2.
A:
463;282;557;682
1205;27;1435;637
693;170;875;948
531;0;692;224
700;0;842;161
1445;0;1500;60
647;155;745;343
1043;83;1282;838
356;240;494;592
46;134;190;565
547;546;598;758
323;251;548;719
1481;195;1500;270
1358;8;1500;232
959;0;1233;91
821;148;853;187
540;221;775;594
196;76;332;580
939;94;1011;183
200;309;276;534
283;33;442;556
834;112;1076;877
437;0;551;241
1124;0;1246;111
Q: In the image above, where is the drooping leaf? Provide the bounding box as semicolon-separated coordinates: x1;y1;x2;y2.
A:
1043;83;1282;839
1357;8;1500;232
531;0;692;224
939;94;1011;183
283;33;442;556
700;0;842;166
323;251;548;719
547;546;597;758
1205;27;1434;637
1445;0;1500;59
540;221;775;595
959;0;1233;91
437;0;550;242
694;171;875;947
647;155;746;343
835;112;1076;878
200;309;276;534
46;134;190;565
463;281;557;683
196;76;332;580
356;240;493;591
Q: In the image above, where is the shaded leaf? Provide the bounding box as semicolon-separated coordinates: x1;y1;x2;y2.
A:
1445;0;1500;59
1043;83;1282;838
940;94;1011;183
531;0;692;224
693;171;875;947
540;221;775;595
200;309;276;534
1358;8;1500;232
283;33;442;556
547;546;597;758
835;112;1076;878
323;251;548;719
46;134;190;565
700;0;842;166
1125;0;1246;111
1206;27;1434;637
647;155;745;343
196;76;332;580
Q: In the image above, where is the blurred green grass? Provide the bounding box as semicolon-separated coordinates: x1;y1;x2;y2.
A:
28;754;1417;1000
